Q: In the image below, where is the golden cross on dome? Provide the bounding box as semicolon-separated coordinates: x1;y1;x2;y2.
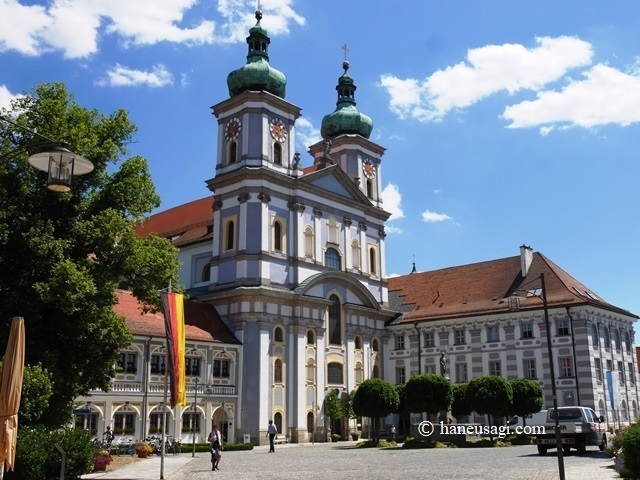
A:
342;44;349;62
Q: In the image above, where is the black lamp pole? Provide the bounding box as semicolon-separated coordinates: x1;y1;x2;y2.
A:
540;274;566;480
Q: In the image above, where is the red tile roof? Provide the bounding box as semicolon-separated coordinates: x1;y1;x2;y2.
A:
135;196;214;246
114;290;240;344
388;252;637;324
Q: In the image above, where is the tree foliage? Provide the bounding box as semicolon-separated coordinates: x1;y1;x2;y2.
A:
466;375;513;418
404;373;453;414
324;390;344;422
0;83;181;427
451;382;472;420
352;379;399;441
509;378;544;424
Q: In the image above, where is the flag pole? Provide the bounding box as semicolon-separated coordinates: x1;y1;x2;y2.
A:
160;281;171;479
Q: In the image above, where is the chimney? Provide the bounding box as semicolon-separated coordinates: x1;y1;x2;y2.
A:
520;245;533;277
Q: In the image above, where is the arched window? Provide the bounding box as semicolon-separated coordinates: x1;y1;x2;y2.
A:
273;143;282;165
200;262;211;282
614;329;621;352
304;226;315;258
274;358;283;384
327;362;344;384
372;338;379;352
603;327;611;349
273;219;284;252
368;246;377;275
351;239;360;269
325;247;341;270
354;335;362;350
328;294;342;345
591;325;599;349
307;412;314;433
366;179;373;199
228;142;237;164
224;219;235;252
372;364;380;378
306;330;315;345
274;326;284;343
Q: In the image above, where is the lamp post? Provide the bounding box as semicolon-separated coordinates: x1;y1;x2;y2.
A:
0;115;94;191
512;273;565;480
192;378;197;458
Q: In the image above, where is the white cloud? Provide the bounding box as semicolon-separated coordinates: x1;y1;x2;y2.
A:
294;116;321;153
0;85;23;110
381;183;404;221
422;210;453;223
502;64;640;130
385;224;403;235
380;36;593;123
0;0;305;59
97;64;174;88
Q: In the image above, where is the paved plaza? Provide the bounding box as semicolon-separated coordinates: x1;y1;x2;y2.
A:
83;442;619;480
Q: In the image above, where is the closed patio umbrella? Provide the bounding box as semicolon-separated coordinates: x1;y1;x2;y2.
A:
0;317;25;476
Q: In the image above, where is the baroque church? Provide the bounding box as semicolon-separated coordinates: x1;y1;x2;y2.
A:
77;9;638;445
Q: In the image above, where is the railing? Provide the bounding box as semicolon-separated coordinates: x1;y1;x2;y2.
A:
100;382;236;395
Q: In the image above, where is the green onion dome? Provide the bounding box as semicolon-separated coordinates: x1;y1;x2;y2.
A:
320;61;373;139
227;10;286;99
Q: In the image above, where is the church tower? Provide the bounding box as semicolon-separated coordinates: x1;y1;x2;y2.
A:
203;10;396;445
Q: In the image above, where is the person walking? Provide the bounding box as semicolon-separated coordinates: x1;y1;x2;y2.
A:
208;425;223;471
266;419;277;453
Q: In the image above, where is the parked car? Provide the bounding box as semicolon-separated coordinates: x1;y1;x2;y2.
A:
534;406;607;455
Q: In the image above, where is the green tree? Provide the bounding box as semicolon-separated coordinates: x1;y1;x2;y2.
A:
324;390;343;436
404;373;453;415
451;382;472;421
466;375;513;441
0;83;181;427
509;378;543;427
352;378;399;441
395;383;410;436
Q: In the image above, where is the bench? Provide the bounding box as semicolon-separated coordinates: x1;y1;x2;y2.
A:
274;434;288;444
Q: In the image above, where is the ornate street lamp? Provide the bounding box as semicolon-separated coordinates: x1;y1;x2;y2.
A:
0;115;93;192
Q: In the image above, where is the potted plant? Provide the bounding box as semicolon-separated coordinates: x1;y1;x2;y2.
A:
135;441;153;458
93;450;113;471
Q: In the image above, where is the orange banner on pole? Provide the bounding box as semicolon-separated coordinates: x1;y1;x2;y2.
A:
161;292;186;407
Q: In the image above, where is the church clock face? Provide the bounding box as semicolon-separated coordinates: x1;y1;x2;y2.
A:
269;118;287;143
224;117;241;141
363;158;375;179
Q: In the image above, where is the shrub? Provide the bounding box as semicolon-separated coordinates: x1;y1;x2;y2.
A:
351;432;360;441
178;442;253;453
402;438;446;449
621;423;640;478
14;426;94;480
331;433;341;442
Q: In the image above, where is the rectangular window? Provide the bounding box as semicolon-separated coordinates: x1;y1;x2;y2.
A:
617;361;624;385
560;357;573;377
150;354;166;375
557;319;570;336
489;361;501;377
606;359;613;373
524;359;536;379
117;353;137;374
487;326;499;342
521;322;533;339
454;329;466;345
424;332;434;347
185;357;200;376
629;363;635;385
395;367;406;384
213;360;230;378
395;334;405;350
594;358;602;381
455;363;468;383
424;364;436;374
328;363;344;384
114;413;135;433
182;412;200;432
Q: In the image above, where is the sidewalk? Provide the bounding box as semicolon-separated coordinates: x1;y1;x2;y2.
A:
82;452;197;480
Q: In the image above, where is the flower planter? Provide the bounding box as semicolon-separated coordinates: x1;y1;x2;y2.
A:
137;450;149;458
93;462;108;471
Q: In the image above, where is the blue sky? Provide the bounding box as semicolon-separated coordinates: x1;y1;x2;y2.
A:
2;0;640;332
